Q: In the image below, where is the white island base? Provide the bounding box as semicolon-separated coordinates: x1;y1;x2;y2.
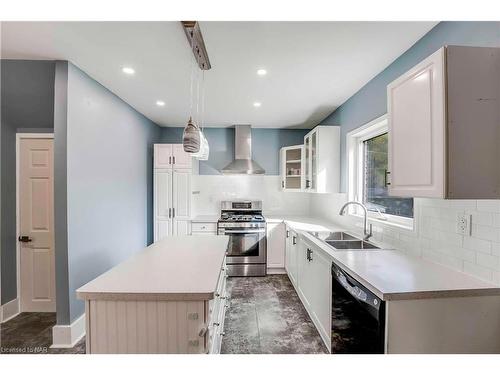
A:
77;236;229;354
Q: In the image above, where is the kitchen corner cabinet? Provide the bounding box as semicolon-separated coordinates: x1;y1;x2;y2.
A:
304;126;340;193
266;221;286;272
297;235;332;350
154;144;194;241
387;46;500;199
280;145;305;191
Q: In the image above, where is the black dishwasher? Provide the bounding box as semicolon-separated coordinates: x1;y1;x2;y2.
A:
331;262;385;354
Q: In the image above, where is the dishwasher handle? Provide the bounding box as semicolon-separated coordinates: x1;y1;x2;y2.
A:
332;263;381;310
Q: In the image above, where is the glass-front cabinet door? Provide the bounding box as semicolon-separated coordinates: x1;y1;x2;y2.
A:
281;146;303;191
304;129;317;191
305;135;311;189
311;130;317;191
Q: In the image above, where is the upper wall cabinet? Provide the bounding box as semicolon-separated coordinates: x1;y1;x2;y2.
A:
154;144;193;169
304;126;340;193
280;145;305;191
387;46;500;199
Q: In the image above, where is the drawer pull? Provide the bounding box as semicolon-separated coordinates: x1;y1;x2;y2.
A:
213;322;220;327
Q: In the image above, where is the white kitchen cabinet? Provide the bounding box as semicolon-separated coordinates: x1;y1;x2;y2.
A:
154;143;192;169
266;221;286;272
304;126;340;193
285;227;299;288
387;46;500;198
190;221;217;235
280;145;304;191
154;145;194;241
297;235;331;351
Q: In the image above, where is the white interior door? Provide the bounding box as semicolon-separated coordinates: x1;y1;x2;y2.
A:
19;137;56;312
154;169;172;241
171;144;192;169
387;47;446;198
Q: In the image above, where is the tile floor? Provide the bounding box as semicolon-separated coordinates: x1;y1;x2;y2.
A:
221;274;328;354
0;313;85;354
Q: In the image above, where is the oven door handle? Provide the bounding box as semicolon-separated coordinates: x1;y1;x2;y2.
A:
221;229;265;234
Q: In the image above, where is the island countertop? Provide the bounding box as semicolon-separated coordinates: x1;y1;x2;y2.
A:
77;235;229;301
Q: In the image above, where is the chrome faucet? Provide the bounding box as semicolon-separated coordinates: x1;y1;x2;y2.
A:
338;201;373;241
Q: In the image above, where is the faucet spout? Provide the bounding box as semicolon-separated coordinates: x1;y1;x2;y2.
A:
338;201;373;241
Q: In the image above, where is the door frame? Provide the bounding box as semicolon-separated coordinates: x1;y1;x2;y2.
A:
15;132;55;311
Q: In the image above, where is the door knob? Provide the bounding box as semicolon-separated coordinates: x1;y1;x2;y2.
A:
18;236;32;243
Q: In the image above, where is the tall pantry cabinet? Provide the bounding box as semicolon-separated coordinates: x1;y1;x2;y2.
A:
154;144;195;241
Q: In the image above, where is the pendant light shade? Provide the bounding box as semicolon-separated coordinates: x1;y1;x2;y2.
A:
182;117;201;153
192;131;209;160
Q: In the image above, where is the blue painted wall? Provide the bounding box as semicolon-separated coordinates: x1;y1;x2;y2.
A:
1;60;56;304
161;127;308;175
320;21;500;191
55;62;161;324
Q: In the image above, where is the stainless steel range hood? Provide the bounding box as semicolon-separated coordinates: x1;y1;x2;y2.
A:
221;125;265;175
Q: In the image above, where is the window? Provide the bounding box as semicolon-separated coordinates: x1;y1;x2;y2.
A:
347;115;414;228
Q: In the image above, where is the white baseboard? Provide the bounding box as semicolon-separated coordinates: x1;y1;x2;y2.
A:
1;298;20;323
267;267;287;275
51;313;86;348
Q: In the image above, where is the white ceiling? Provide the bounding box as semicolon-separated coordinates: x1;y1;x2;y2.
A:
1;21;437;128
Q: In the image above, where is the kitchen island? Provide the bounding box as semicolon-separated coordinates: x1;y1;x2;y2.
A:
77;235;229;354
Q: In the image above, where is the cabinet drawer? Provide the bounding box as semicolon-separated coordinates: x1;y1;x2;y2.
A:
191;222;217;232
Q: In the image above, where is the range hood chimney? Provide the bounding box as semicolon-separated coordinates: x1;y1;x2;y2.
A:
221;125;265;175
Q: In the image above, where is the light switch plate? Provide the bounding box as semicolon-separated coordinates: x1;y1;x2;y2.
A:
457;213;471;236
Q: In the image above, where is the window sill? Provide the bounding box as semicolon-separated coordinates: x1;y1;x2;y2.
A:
348;212;415;232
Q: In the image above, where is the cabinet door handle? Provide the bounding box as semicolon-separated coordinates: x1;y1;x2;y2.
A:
384;170;391;186
307;248;313;262
173;156;176;164
305;180;310;188
169;208;172;218
282;180;285;188
169;156;172;164
292;236;297;245
286;230;290;238
172;208;175;218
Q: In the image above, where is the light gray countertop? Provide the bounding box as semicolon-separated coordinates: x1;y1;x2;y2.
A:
268;216;500;301
77;235;229;301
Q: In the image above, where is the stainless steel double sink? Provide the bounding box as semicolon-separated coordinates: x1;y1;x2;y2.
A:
307;231;380;250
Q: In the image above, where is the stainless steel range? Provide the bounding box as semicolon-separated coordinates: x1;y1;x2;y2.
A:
217;200;267;277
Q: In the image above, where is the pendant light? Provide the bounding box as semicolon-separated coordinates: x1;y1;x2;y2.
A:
183;45;201;153
192;69;209;161
182;22;210;159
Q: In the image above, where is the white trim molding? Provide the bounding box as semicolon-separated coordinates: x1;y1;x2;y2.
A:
346;114;415;230
15;132;55;313
1;298;20;323
51;314;86;348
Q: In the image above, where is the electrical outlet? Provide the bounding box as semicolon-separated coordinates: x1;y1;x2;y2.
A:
457;213;471;236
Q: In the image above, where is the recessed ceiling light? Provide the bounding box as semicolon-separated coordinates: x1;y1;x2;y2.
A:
253;102;262;108
156;100;166;107
121;67;135;75
257;69;267;76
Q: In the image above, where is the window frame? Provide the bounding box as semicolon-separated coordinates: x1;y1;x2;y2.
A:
346;114;415;230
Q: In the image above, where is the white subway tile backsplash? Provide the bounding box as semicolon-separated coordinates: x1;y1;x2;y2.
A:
472;224;500;242
463;236;491;254
477;200;500;212
476;252;500;271
467;211;494;227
